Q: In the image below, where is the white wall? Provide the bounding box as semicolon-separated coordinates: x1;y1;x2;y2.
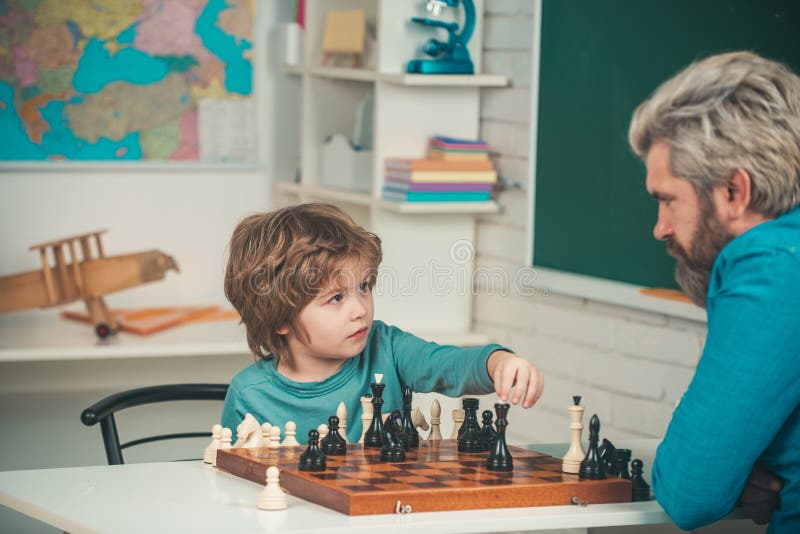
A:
476;1;708;446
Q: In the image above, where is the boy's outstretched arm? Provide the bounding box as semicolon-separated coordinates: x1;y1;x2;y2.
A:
486;350;544;409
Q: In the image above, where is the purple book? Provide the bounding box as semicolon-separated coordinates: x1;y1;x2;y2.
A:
384;179;493;192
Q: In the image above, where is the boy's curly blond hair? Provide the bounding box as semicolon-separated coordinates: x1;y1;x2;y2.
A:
225;203;382;362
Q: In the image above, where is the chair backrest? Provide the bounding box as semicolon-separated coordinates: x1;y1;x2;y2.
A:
81;383;229;465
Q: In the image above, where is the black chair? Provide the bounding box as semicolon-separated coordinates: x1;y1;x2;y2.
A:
81;383;229;465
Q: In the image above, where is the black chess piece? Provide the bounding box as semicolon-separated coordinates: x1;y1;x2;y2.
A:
320;415;347;455
631;459;651;501
400;385;419;449
598;438;617;476
479;409;497;450
299;429;327;471
614;448;632;479
485;402;513;471
458;398;483;453
380;411;406;462
579;414;605;480
363;381;385;448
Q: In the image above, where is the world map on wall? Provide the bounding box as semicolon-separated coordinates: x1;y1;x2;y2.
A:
0;0;255;163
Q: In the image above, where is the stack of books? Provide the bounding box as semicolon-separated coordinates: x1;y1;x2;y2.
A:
382;136;496;202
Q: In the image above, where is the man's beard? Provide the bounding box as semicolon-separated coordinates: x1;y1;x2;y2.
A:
667;199;734;308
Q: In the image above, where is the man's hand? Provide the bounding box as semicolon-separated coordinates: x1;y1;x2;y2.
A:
486;350;544;408
739;462;783;525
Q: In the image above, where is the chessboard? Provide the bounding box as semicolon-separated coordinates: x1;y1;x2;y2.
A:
216;440;632;515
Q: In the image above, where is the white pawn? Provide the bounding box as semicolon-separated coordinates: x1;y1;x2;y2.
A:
281;421;300;446
204;424;222;464
261;422;273;444
213;428;232;467
337;401;348;443
450;409;465;439
317;423;329;440
428;399;443;440
268;426;281;448
358;395;373;444
258;466;288;511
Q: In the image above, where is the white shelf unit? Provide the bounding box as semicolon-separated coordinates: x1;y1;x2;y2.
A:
274;0;504;342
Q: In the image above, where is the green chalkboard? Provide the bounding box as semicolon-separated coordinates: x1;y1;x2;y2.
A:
533;0;800;289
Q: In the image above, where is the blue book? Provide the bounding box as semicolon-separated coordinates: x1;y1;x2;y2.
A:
382;189;491;202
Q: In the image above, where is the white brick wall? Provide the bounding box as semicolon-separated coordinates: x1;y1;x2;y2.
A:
476;6;708;446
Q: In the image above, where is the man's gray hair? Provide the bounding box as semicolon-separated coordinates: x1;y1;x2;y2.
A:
629;51;800;217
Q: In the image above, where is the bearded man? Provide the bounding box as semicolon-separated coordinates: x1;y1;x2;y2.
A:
628;51;800;533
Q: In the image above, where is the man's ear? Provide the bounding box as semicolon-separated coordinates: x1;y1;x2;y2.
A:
721;168;752;219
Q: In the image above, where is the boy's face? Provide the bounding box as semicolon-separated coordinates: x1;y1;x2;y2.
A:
278;256;375;379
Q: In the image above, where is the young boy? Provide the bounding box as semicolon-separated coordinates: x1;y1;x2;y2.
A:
221;202;543;443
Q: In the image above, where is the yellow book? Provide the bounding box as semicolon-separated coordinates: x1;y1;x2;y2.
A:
385;169;497;183
428;148;490;161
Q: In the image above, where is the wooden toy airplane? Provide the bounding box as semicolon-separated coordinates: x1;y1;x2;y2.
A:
0;230;178;338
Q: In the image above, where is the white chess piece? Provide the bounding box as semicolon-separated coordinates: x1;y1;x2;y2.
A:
336;401;348;443
204;424;222;464
213;428;233;467
358;394;373;444
281;421;300;446
562;396;586;474
317;423;329;440
268;426;281;448
410;407;430;432
258;466;288;510
450;409;465;439
428;399;443;440
234;413;263;448
261;422;273;444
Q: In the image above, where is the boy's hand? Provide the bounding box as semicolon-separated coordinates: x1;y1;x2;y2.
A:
486;350;544;409
739;462;782;525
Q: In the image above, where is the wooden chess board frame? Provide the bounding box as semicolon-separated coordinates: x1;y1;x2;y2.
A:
216;440;631;515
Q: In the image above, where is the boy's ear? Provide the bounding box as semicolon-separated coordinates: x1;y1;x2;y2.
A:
276;325;289;335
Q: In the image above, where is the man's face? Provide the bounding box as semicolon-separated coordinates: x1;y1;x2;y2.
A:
645;142;734;307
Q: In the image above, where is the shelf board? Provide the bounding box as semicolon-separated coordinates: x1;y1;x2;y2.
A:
309;66;376;82
379;73;508;87
275;182;373;206
376;199;500;215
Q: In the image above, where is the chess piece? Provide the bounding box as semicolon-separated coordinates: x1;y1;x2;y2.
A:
282;421;300;446
410;406;429;433
299;429;326;471
479;410;497;450
203;424;222;464
213;427;232;467
320;416;347;455
562;395;585;474
400;386;419;449
614;449;632;479
449;409;465;439
234;413;263;448
458;398;483;453
599;438;617;476
579;414;605;480
379;411;406;462
363;378;386;448
261;422;273;444
631;459;651;501
358;394;372;444
317;423;329;440
258;466;288;510
268;426;281;448
428;399;443;440
486;403;513;471
336;401;348;443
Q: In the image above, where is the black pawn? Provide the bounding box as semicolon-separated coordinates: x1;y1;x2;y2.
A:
614;448;632;479
380;411;406;462
299;429;326;471
479;409;497;450
320;415;347;455
363;382;385;448
631;459;651;501
579;414;605;480
400;386;419;449
485;403;513;471
458;398;483;453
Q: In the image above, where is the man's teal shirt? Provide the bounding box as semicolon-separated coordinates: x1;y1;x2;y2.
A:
221;320;504;444
653;206;800;532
